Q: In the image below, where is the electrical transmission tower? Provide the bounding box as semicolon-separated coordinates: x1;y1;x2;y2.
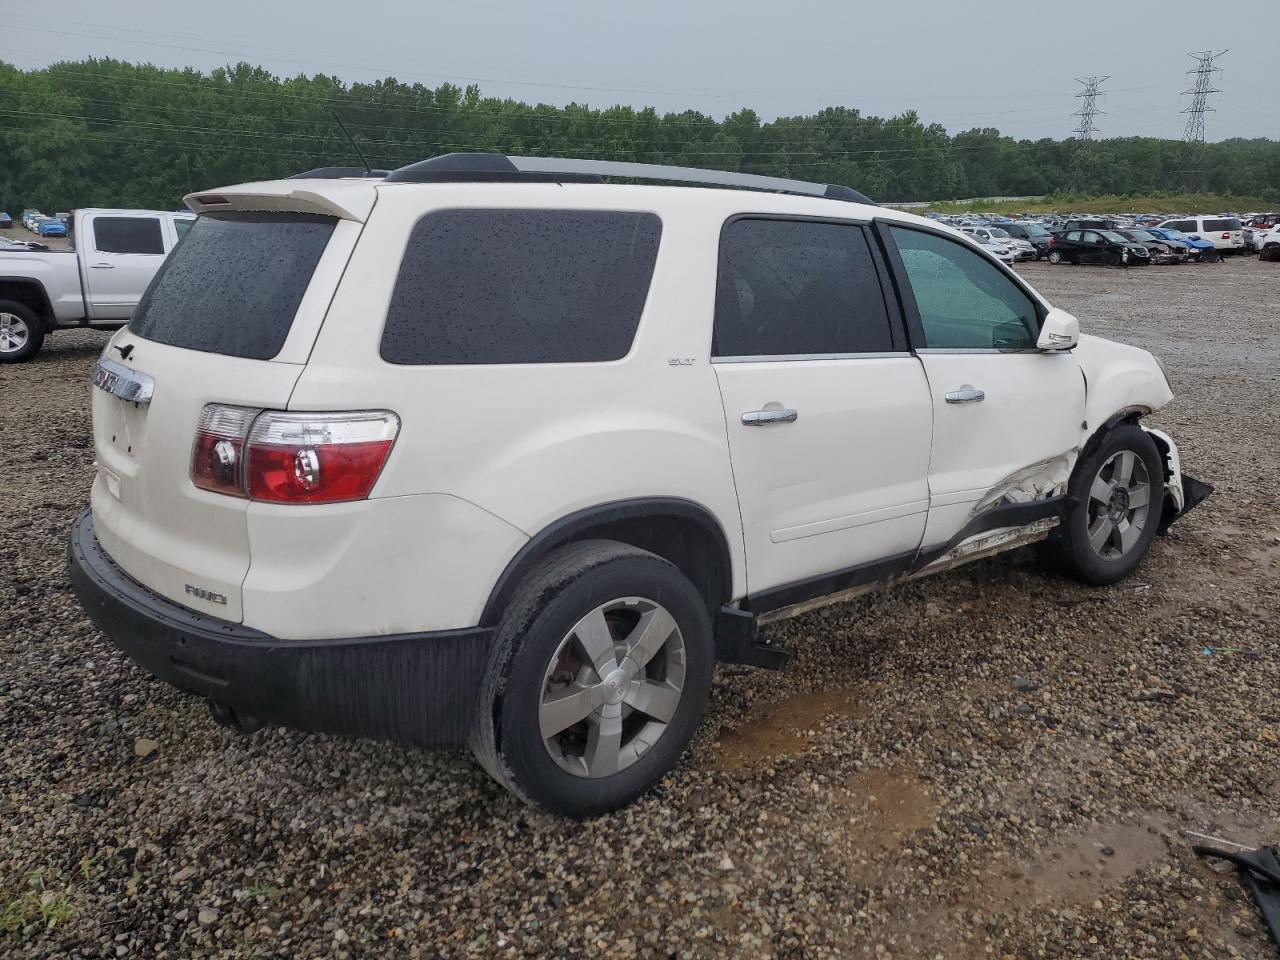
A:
1181;50;1226;143
1178;50;1226;191
1071;77;1108;140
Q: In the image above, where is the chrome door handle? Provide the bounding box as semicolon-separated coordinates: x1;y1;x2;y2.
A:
945;387;985;404
742;408;798;426
90;263;114;269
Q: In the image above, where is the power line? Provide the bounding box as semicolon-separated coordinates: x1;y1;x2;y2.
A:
1178;50;1227;191
1182;50;1226;143
1071;77;1108;140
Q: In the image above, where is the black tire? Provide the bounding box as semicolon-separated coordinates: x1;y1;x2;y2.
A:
1047;425;1164;586
471;540;714;817
1202;249;1221;264
0;300;44;363
1047;250;1064;265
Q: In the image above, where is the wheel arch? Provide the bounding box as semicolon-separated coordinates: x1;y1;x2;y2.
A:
479;497;734;628
0;278;56;330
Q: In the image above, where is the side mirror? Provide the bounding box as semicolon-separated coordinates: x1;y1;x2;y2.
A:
1037;307;1079;351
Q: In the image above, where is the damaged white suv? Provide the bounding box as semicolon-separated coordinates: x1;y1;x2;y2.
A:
70;155;1210;816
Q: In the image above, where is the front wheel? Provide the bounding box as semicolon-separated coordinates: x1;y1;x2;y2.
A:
471;540;713;817
0;300;44;363
1047;425;1164;585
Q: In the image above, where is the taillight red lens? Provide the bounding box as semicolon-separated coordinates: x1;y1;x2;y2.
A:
191;405;258;496
244;411;399;504
1222;232;1231;239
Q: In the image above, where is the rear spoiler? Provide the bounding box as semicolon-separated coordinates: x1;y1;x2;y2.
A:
183;181;377;222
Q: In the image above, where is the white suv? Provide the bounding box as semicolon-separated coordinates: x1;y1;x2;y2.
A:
69;155;1210;816
1157;215;1246;253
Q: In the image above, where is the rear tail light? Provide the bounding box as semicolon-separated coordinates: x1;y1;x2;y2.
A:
1222;232;1231;239
192;405;258;497
190;405;399;504
245;411;399;504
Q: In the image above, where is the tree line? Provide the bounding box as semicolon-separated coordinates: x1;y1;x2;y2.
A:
2;58;1278;213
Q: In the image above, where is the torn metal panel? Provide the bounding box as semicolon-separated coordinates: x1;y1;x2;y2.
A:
970;454;1075;518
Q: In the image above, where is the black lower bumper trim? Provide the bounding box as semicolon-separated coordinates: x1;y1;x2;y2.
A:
68;510;494;749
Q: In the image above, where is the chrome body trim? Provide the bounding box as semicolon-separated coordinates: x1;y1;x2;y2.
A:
92;358;154;404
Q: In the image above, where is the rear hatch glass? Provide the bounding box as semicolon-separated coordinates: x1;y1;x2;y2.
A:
130;212;336;359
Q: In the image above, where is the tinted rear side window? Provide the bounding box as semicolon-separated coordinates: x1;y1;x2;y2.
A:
94;217;164;255
381;210;662;365
1203;218;1240;231
129;212;336;360
713;218;893;357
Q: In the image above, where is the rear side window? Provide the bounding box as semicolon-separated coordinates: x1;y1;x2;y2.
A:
713;218;893;357
94;217;164;255
129;212;336;360
1203;218;1240;231
381;210;661;365
1166;220;1194;232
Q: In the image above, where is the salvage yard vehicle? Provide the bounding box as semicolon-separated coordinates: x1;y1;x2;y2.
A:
1116;229;1188;264
1000;221;1053;259
1158;215;1245;255
1259;225;1280;262
1146;227;1219;262
68;155;1210;817
1047;229;1151;266
0;208;193;362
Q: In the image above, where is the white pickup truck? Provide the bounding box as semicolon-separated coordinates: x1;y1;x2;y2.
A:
0;208;193;362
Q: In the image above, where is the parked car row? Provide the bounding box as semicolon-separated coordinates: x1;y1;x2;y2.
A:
16;208;69;238
930;208;1276;267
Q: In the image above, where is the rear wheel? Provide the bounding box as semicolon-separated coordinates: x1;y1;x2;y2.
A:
1048;425;1164;585
1202;249;1221;263
0;300;43;363
1047;250;1064;265
471;540;714;817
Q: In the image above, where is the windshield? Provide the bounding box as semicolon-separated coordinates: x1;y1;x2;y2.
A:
1019;224;1050;237
1101;231;1131;243
1126;231;1158;242
989;228;1011;238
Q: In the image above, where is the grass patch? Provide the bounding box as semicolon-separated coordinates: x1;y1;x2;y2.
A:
1;871;83;939
889;193;1275;216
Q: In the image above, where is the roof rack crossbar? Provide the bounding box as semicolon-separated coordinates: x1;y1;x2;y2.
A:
382;153;875;205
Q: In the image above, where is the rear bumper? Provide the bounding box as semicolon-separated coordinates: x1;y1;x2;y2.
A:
68;510;494;748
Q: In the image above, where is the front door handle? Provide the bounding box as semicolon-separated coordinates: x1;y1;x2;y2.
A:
90;263;115;269
945;387;985;404
742;408;799;426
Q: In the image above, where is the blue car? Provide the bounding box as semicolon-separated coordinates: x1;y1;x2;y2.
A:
1146;227;1219;262
34;218;67;238
0;211;12;229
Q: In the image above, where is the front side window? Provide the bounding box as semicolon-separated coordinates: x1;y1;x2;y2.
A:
382;210;661;365
94;217;164;255
889;226;1040;351
713;218;894;357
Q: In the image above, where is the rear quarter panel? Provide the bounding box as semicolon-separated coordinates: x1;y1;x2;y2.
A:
287;184;748;626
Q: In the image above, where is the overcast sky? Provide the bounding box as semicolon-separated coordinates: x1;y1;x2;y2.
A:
3;0;1278;142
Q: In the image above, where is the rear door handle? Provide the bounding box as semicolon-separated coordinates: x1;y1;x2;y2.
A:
742;408;798;426
944;387;985;404
90;263;114;269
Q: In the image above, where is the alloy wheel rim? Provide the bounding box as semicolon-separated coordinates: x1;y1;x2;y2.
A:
539;597;686;779
0;312;30;353
1086;450;1152;559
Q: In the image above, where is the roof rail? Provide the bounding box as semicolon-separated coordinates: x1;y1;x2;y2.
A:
287;166;390;180
383;153;876;205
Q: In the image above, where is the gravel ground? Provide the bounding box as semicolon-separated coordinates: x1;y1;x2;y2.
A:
2;257;1278;958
